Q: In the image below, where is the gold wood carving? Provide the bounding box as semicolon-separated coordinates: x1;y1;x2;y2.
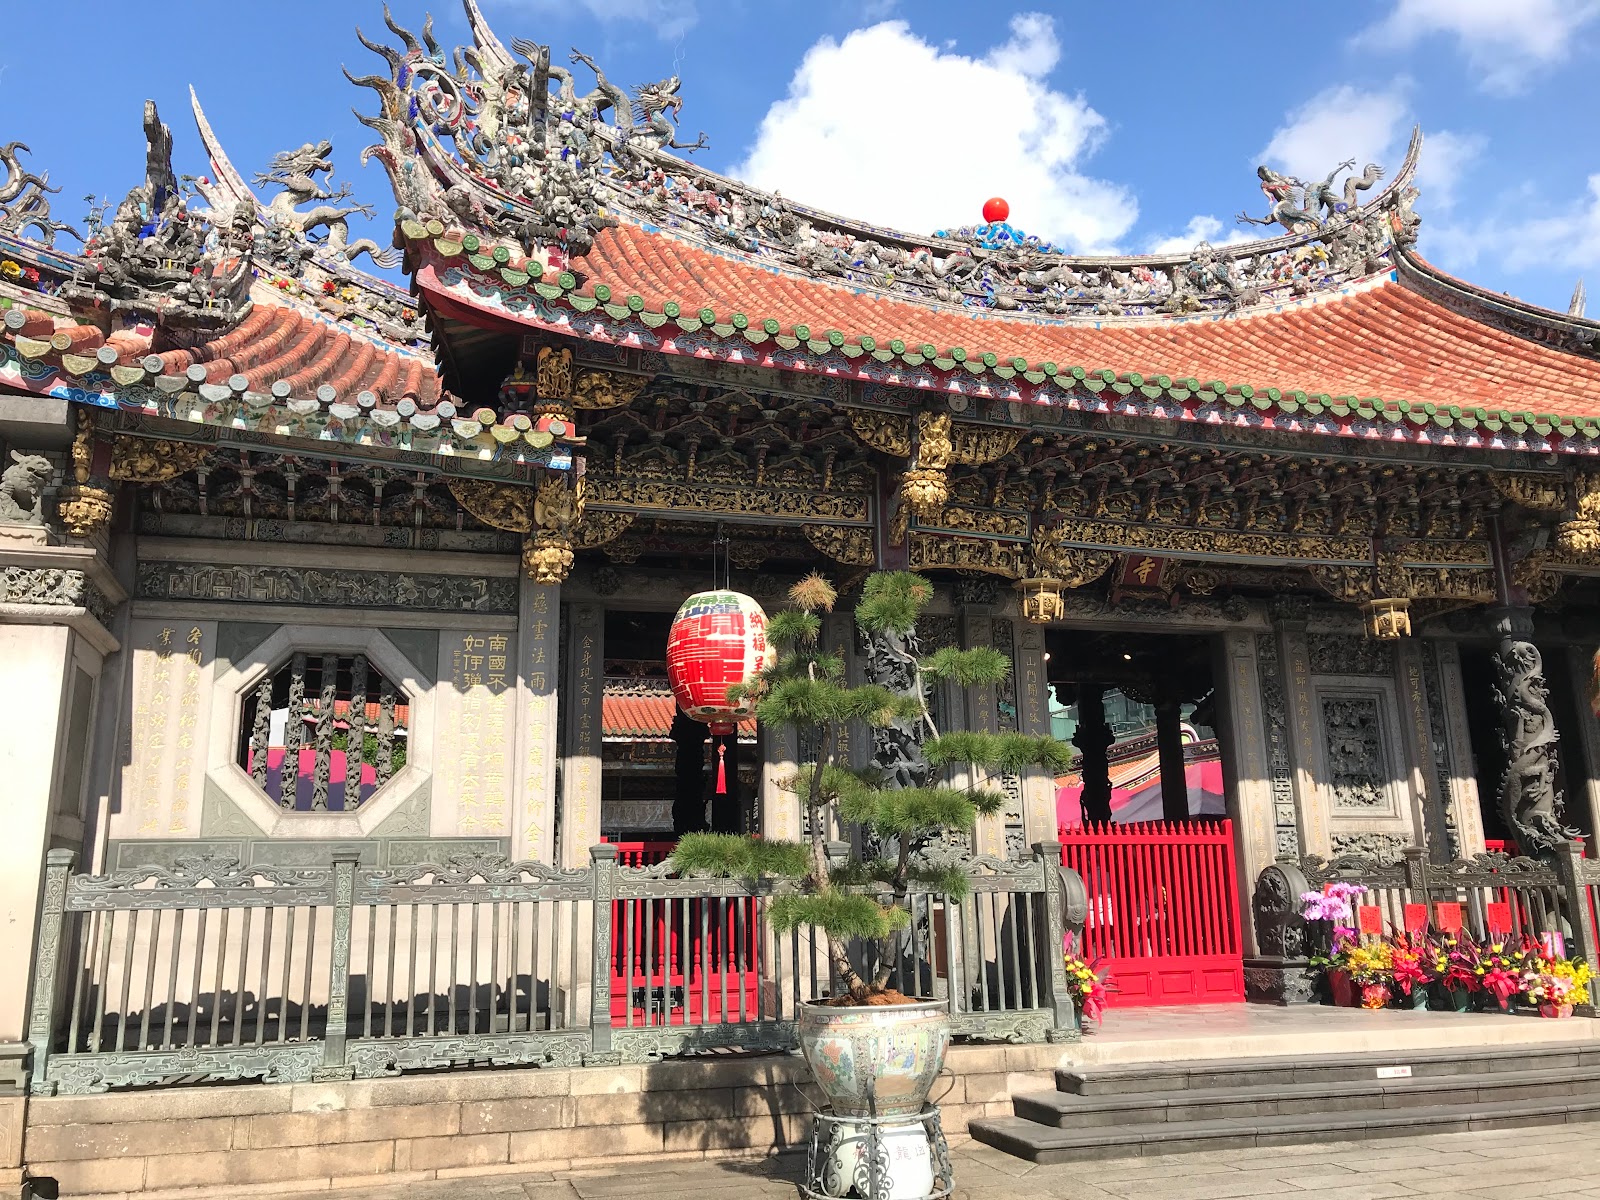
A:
573;510;635;549
572;369;649;410
901;468;948;518
907;532;1028;578
1033;536;1117;590
1558;472;1600;559
804;524;876;566
535;346;574;399
1493;472;1567;513
522;532;574;584
950;423;1023;466
447;478;534;532
1514;551;1566;604
56;484;114;539
848;411;912;457
915;412;952;471
1311;561;1495;606
534;476;584;534
921;504;1030;539
588;477;869;523
1048;516;1372;564
108;436;211;484
71;408;95;484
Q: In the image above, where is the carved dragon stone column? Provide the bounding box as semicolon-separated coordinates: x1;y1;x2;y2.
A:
1490;607;1575;857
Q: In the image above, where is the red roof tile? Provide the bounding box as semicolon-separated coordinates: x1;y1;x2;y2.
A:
603;693;755;739
569;224;1600;420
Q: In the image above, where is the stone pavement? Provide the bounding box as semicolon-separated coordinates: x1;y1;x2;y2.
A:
300;1122;1600;1200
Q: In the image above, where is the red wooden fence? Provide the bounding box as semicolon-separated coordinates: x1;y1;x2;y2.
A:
1059;820;1245;1007
605;841;762;1027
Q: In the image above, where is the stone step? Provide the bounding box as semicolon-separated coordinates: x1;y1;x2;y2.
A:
1057;1040;1600;1095
1017;1063;1600;1128
969;1093;1600;1164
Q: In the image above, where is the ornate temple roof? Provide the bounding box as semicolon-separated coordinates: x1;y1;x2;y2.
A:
348;3;1600;455
0;97;580;469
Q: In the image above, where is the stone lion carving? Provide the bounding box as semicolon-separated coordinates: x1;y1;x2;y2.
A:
0;451;52;525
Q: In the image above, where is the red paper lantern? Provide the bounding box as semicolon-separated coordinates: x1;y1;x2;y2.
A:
666;591;775;794
982;196;1010;224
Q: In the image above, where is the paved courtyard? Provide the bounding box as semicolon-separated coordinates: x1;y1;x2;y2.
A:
295;1122;1600;1200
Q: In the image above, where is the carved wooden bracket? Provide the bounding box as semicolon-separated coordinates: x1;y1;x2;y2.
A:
804;523;875;565
447;478;535;533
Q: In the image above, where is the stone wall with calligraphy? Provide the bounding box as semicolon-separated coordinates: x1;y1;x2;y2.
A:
112;619;217;841
432;631;515;840
516;582;560;861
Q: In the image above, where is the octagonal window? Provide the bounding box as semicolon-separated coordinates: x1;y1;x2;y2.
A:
236;652;410;811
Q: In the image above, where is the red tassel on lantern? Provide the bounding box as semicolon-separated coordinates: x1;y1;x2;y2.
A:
715;742;727;795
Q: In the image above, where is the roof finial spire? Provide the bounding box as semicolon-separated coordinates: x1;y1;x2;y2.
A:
1571;278;1587;319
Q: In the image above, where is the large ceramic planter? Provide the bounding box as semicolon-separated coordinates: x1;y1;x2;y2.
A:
798;999;950;1119
800;1000;950;1200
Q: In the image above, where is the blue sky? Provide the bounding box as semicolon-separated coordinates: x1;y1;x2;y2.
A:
3;0;1598;313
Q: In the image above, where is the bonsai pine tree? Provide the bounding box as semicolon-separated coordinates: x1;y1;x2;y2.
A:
669;571;1074;1004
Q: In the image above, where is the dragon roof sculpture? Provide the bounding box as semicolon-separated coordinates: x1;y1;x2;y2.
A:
351;1;1422;321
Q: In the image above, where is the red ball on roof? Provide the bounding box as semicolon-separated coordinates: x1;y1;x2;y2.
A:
982;197;1010;224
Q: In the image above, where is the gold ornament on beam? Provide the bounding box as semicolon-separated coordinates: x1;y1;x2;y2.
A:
804;523;876;566
107;436;211;484
950;423;1024;466
1493;472;1567;513
1361;597;1412;640
447;477;535;533
70;407;95;484
573;510;635;549
901;467;949;518
1557;472;1600;560
848;410;912;457
56;485;114;539
915;411;953;471
523;532;575;585
571;368;649;410
535;345;574;400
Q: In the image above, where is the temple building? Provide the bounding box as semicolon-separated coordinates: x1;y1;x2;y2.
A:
4;0;1600;1133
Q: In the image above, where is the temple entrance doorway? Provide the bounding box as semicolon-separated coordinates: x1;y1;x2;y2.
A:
1045;630;1222;827
599;608;758;853
1045;627;1244;1007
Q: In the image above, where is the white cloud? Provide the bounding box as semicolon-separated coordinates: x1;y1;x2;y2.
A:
1256;84;1483;217
1413;130;1485;211
1142;216;1256;256
1260;84;1411;184
1437;176;1600;276
728;15;1136;252
1358;0;1600;94
505;0;697;41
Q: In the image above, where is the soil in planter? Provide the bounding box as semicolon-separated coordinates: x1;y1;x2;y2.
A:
821;988;918;1007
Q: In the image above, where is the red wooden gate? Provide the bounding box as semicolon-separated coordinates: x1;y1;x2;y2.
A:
605;841;761;1026
1060;820;1244;1007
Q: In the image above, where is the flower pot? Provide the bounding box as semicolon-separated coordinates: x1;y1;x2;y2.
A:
818;1118;935;1200
797;999;950;1120
1539;1002;1574;1019
1393;986;1428;1010
1430;984;1471;1013
1329;969;1356;1008
1359;983;1391;1010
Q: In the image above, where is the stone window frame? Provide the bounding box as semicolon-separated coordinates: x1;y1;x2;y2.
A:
204;625;434;838
1311;677;1412;835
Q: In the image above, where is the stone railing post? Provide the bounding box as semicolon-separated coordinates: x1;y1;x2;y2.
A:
318;852;359;1079
586;845;619;1064
1401;847;1429;902
1553;841;1600;1015
1033;842;1079;1041
24;849;74;1095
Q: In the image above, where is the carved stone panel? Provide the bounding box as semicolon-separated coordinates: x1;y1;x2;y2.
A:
1321;696;1388;811
1308;634;1392;677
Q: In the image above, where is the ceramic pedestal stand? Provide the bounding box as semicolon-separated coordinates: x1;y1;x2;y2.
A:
801;1104;953;1200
